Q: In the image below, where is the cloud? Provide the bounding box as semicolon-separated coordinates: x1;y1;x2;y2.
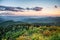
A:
0;12;15;16
32;7;43;11
0;5;43;12
54;5;58;8
26;7;43;11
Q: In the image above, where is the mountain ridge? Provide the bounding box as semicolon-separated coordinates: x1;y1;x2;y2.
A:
0;16;60;23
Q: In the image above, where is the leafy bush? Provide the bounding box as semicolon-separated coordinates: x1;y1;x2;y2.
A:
50;34;60;40
16;36;32;40
43;30;51;36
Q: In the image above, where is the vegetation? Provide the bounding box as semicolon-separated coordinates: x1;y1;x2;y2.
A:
0;21;60;40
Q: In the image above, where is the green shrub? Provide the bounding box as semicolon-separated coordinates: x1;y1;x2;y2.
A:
43;30;51;36
50;34;60;40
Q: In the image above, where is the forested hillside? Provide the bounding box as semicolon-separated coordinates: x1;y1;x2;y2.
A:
0;20;60;40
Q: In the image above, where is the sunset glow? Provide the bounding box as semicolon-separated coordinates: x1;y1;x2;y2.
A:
0;0;60;17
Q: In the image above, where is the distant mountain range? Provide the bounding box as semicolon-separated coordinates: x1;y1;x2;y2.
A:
0;5;43;11
0;16;60;24
0;18;5;23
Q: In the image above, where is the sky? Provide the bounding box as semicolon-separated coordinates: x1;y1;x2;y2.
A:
0;0;60;17
0;0;60;8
